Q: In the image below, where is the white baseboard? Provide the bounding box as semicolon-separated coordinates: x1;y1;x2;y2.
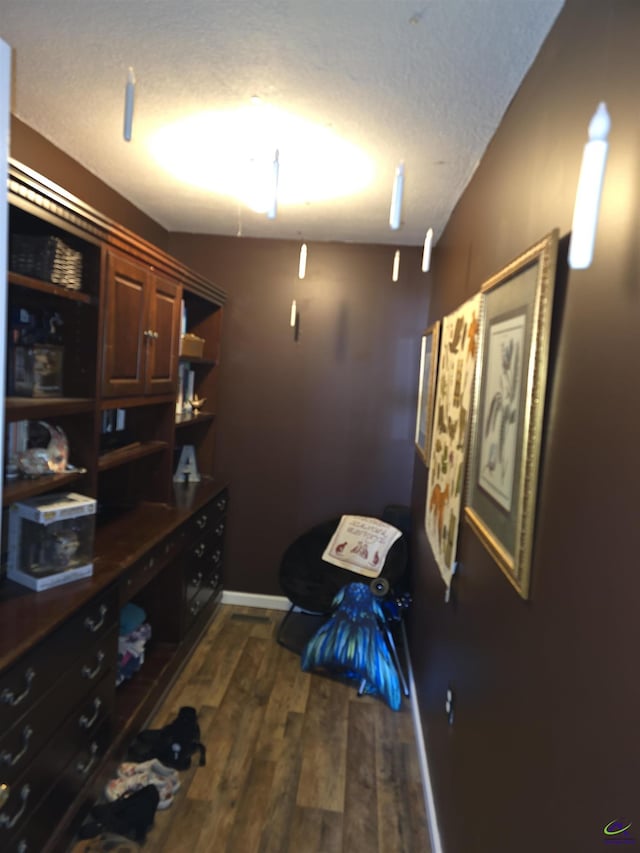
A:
221;590;291;611
404;625;443;853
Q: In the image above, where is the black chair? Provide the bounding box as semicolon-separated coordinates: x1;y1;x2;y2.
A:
276;515;408;653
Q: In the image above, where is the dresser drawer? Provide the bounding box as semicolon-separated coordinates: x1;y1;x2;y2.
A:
4;717;111;853
0;587;117;736
0;674;113;842
0;626;115;790
120;527;187;605
190;489;228;538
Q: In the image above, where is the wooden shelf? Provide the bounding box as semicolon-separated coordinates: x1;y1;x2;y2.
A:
175;411;215;428
178;355;216;366
98;440;168;472
8;270;94;304
6;396;95;421
3;468;87;505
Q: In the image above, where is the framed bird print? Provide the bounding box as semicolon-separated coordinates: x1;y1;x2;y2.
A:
414;321;440;466
465;229;559;599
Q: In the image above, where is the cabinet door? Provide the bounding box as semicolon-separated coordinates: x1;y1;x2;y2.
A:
102;252;148;397
146;273;181;395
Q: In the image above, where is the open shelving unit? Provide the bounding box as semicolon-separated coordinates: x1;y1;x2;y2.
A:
0;160;228;853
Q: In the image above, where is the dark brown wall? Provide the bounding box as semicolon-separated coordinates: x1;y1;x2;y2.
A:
10;117;169;249
409;2;640;852
169;233;429;594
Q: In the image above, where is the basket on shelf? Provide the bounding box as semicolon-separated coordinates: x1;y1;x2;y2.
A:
10;234;83;290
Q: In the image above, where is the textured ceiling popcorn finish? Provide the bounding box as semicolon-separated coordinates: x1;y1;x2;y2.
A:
0;0;564;245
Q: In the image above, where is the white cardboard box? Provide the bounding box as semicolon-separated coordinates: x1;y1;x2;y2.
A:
7;492;96;591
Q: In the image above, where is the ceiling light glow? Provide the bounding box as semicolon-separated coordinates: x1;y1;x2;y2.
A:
149;106;374;209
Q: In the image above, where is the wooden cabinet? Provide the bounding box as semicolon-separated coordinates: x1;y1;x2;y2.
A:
1;161;229;852
102;251;181;398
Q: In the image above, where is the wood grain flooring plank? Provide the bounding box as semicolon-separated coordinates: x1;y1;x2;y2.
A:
257;711;305;853
288;806;343;853
343;701;379;853
297;674;349;812
187;635;268;801
223;757;277;853
376;737;430;852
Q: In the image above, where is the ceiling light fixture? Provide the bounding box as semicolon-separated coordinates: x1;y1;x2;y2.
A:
267;149;279;220
392;249;401;282
149;108;373;209
568;102;610;270
298;243;308;279
422;228;434;272
123;67;135;142
389;162;404;230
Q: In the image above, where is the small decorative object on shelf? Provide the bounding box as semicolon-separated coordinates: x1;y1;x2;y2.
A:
190;394;206;414
7;491;96;591
173;444;201;484
17;421;69;477
10;233;83;290
9;307;64;397
179;333;205;359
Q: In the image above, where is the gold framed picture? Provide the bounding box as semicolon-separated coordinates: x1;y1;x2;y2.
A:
414;321;441;465
465;229;559;598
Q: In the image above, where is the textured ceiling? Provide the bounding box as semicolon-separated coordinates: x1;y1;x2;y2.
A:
0;0;563;246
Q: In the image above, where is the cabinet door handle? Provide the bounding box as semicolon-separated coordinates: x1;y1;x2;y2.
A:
216;498;227;512
0;783;30;830
0;669;35;707
0;726;33;768
81;651;105;681
196;514;208;529
152;331;159;339
79;698;102;730
215;523;225;536
191;571;203;590
143;329;152;338
84;604;108;634
77;743;99;776
194;543;206;558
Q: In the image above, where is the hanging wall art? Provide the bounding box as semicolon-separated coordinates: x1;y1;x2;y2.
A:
414;321;441;466
425;293;481;588
465;230;559;599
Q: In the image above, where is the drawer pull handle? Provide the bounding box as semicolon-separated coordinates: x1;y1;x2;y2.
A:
191;572;203;590
212;549;222;564
77;743;99;776
215;523;225;536
0;783;30;830
190;600;201;615
79;698;102;730
196;514;208;529
0;726;33;768
216;498;227;511
81;651;105;681
84;604;108;634
194;543;206;558
1;669;35;707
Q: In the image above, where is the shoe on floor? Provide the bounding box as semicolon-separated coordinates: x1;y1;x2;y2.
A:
105;772;174;810
117;759;180;792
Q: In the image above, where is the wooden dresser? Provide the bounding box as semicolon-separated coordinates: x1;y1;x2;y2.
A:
0;161;229;851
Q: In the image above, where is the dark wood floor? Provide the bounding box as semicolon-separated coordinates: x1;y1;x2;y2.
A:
137;604;431;852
